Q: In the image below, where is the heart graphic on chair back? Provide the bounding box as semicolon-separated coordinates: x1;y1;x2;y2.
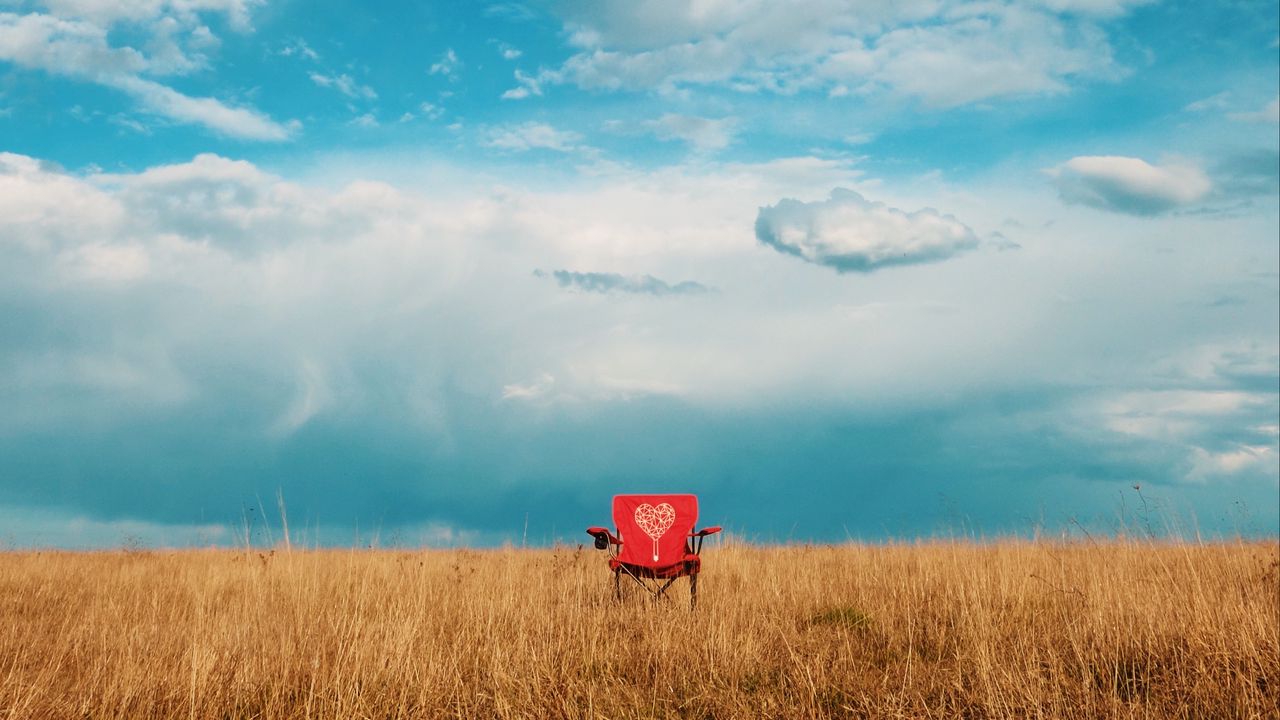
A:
634;502;676;562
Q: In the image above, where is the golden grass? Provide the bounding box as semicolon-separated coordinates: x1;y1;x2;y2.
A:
1;540;1276;719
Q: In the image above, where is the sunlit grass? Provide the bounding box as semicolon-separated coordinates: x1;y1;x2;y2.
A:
0;539;1276;718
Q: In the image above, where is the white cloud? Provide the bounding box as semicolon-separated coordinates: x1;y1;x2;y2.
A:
0;12;147;76
279;37;319;61
1186;445;1276;482
110;75;294;140
538;0;1145;105
1102;390;1264;440
40;0;260;31
484;122;583;152
0;8;292;140
1229;96;1280;124
309;72;377;100
644;113;737;153
754;187;980;272
1183;90;1231;113
1047;156;1211;215
58;242;151;282
428;47;461;77
500;68;543;99
271;359;331;434
502;373;555;400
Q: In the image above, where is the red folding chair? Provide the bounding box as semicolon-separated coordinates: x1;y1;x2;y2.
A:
587;494;722;609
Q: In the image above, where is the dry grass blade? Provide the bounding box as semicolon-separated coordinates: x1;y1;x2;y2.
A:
0;540;1276;718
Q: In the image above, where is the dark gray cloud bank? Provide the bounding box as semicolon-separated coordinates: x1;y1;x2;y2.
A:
0;153;1276;548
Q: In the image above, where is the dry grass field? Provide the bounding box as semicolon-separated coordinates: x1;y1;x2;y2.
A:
1;539;1276;719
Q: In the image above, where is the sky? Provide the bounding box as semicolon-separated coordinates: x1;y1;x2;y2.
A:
0;0;1277;548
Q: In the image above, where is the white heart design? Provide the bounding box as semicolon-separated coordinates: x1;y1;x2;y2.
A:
634;502;676;562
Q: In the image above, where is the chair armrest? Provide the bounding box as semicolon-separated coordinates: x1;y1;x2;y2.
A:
586;527;621;545
690;526;722;537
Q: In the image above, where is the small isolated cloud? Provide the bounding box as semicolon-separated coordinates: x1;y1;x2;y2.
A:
500;68;543;99
349;112;378;128
1047;156;1211;215
502;373;554;400
309;72;377;100
484;122;581;152
1183;91;1230;113
986;231;1021;251
1229;96;1280;124
535;269;712;296
279;38;319;61
644;114;736;153
754;188;980;273
428;48;460;78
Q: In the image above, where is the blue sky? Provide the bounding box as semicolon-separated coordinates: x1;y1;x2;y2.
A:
1;0;1277;547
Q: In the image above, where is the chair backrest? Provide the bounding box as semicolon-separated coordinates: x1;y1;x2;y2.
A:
612;494;698;567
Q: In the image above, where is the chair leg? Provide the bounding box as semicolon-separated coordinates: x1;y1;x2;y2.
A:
690;573;698;611
613;567;622;601
653;577;679;603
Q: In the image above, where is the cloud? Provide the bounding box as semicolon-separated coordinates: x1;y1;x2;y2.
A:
1183;90;1231;113
1094;347;1280;485
754;188;980;272
500;68;543;99
644;114;737;153
484;122;583;152
1048;156;1212;215
428;48;461;78
279;37;319;61
502;373;555;400
309;72;377;100
538;0;1144;106
1212;149;1280;199
0;9;292;140
1229;96;1280;124
39;0;260;30
535;269;712;296
110;76;294;140
0;150;1275;543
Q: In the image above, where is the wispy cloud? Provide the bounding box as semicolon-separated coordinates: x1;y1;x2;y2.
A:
279;37;319;61
309;72;377;100
643;114;737;154
428;48;461;78
500;68;543;99
1229;96;1280;124
0;8;293;140
484;121;582;152
535;269;712;296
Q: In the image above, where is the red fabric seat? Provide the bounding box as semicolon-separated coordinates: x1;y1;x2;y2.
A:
587;494;721;608
609;554;701;579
